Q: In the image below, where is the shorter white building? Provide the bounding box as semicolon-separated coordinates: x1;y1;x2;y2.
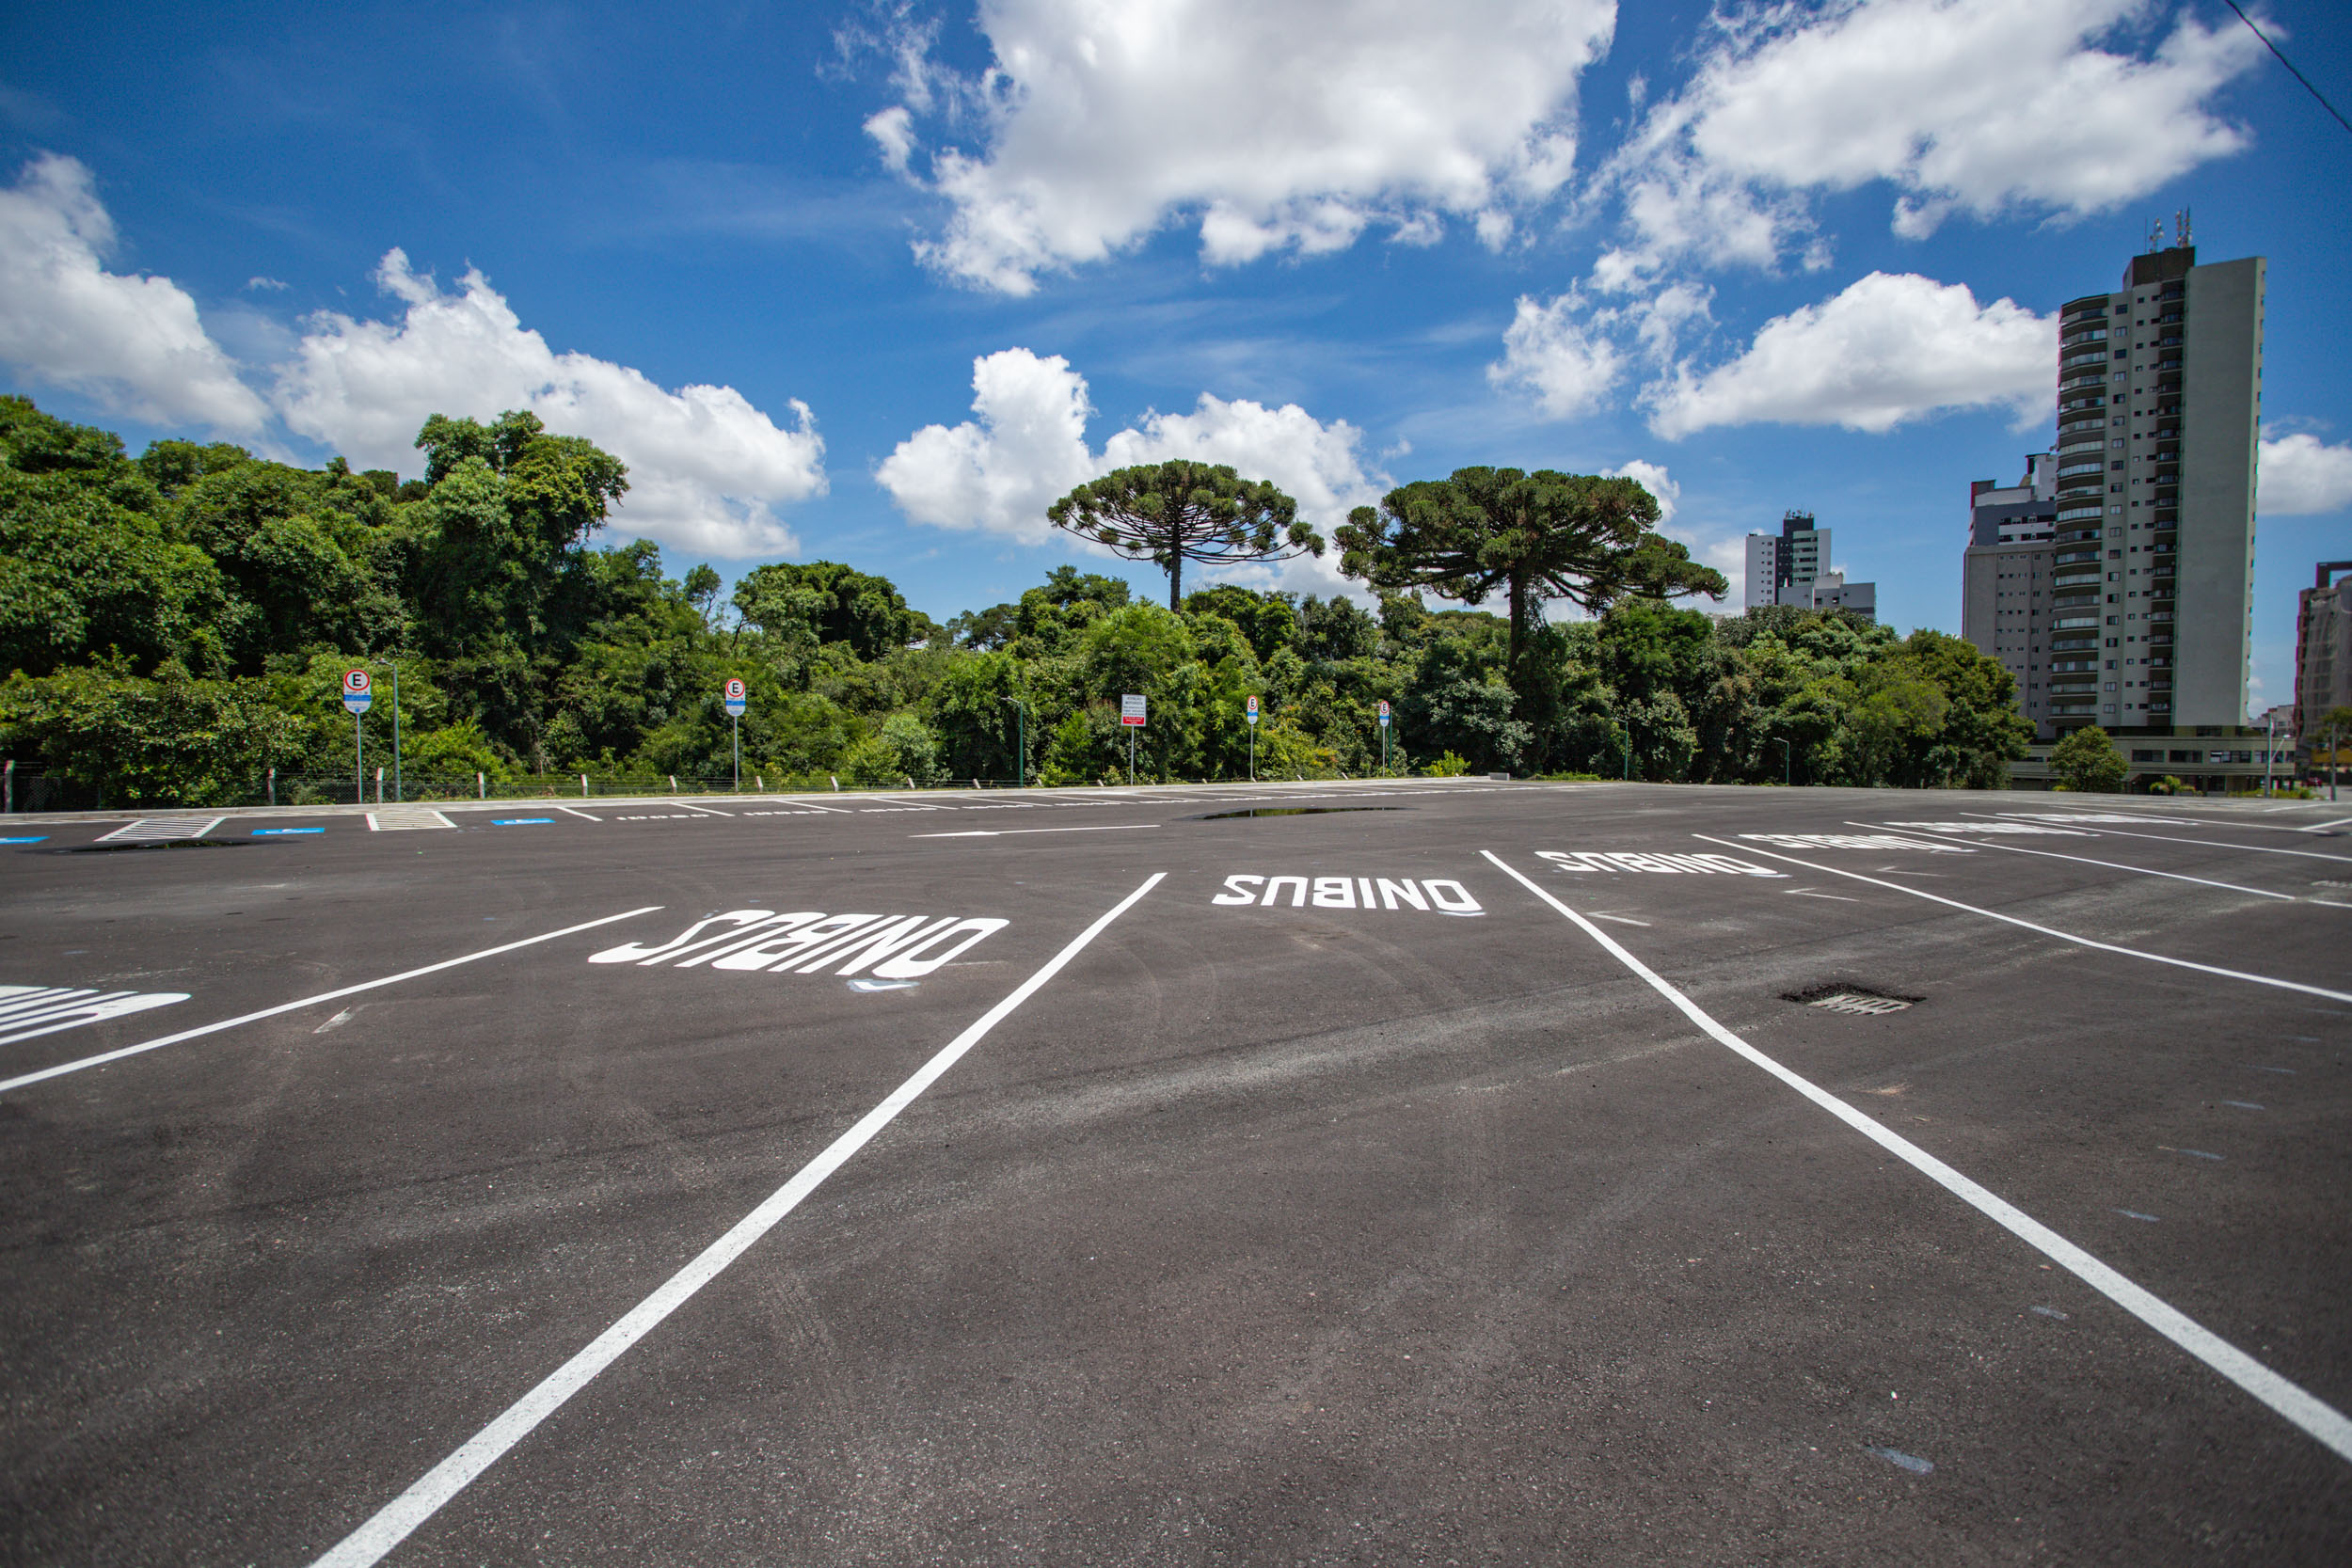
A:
1745;511;1875;622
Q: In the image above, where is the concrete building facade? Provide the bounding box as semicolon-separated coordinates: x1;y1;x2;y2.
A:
2296;562;2352;756
1962;230;2281;790
1745;511;1875;622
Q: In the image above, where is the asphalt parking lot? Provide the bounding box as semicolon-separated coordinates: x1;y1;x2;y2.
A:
2;780;2348;1566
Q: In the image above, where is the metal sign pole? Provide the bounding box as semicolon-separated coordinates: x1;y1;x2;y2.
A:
355;710;363;802
1128;724;1136;785
733;714;740;790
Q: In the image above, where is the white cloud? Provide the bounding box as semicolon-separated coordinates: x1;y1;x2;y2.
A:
1598;0;2262;277
1492;280;1715;419
273;251;825;557
0;153;266;432
868;0;1616;293
1492;289;1626;420
877;347;1383;585
2259;435;2352;516
1645;271;2052;438
873;348;1100;545
1603;459;1678;525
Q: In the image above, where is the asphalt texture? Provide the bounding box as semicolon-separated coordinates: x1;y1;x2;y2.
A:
2;780;2348;1566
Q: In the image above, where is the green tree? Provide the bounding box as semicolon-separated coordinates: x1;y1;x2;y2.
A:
2050;724;2126;792
1335;467;1724;708
733;562;918;661
1047;461;1322;609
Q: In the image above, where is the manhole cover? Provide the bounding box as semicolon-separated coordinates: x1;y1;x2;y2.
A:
1782;983;1920;1015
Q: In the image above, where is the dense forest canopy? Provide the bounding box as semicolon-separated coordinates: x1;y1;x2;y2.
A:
0;396;2031;805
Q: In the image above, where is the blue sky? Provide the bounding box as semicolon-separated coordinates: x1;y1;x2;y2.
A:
3;0;2347;710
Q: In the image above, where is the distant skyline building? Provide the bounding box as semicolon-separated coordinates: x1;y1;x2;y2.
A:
1963;225;2265;767
1744;510;1875;622
2296;562;2352;749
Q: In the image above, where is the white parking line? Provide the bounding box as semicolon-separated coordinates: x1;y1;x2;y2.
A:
94;817;224;843
1481;849;2352;1467
913;824;1160;839
305;872;1168;1568
551;805;602;822
1978;814;2352;864
666;800;732;816
2300;816;2352;833
0;907;661;1097
1692;836;2352;1005
1852;822;2296;901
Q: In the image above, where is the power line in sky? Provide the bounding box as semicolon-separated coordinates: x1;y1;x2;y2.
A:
2223;0;2352;140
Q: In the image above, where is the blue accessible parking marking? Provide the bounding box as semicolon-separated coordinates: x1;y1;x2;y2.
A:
252;828;325;835
0;835;48;844
491;818;554;826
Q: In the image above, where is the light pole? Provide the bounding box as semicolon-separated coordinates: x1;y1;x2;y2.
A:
389;661;402;802
2263;710;2275;798
1001;696;1026;787
1774;736;1790;787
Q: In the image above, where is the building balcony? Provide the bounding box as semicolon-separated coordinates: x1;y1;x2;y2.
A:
2153;487;2179;504
2153;468;2180;485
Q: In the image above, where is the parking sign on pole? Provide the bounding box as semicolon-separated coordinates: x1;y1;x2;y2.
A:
343;670;371;800
723;679;747;789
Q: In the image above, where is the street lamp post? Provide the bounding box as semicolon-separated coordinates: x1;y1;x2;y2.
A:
1774;736;1791;787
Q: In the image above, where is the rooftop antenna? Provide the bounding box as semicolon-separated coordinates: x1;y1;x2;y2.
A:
2177;205;2192;245
2146;216;2165;250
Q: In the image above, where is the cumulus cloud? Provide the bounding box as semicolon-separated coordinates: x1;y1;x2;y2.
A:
1603;459;1679;525
274;252;825;556
2259;435;2352;516
0;153;266;432
877;347;1384;583
1492;280;1716;418
1597;0;2262;279
1645;271;2052;438
861;0;1616;293
873;348;1101;545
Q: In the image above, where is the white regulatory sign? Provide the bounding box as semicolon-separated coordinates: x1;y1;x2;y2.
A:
723;677;747;717
1120;693;1147;726
342;668;372;714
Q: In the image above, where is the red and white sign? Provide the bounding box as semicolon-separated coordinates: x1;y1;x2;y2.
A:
723;678;746;702
342;669;371;696
1120;693;1148;727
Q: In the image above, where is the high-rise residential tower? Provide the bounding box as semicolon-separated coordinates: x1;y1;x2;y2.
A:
1963;227;2265;758
2296;561;2352;749
1745;511;1876;621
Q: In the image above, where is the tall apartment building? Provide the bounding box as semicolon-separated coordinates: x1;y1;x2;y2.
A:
1963;230;2265;751
2297;561;2352;747
1745;511;1877;621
